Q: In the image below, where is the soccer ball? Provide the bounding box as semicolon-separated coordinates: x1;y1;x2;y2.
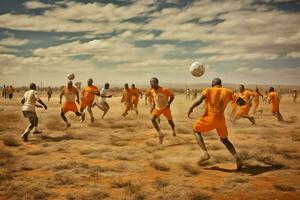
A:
190;62;205;77
67;73;75;80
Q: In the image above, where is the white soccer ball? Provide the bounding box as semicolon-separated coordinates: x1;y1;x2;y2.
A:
67;73;75;80
190;62;205;77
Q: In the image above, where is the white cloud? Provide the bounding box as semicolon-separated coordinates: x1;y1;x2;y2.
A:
0;36;30;46
23;1;57;9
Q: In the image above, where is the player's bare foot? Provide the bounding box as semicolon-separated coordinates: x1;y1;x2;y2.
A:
236;157;243;171
250;117;256;125
158;134;164;144
172;130;176;136
33;130;42;134
66;123;71;127
91;117;94;123
198;153;210;164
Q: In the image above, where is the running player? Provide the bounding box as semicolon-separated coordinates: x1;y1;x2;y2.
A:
121;83;136;117
93;82;112;119
233;85;255;125
59;81;81;127
7;85;14;100
47;87;53;101
188;78;243;171
150;77;176;144
80;78;100;123
268;87;284;122
21;83;47;142
252;87;263;114
292;88;297;103
131;84;142;115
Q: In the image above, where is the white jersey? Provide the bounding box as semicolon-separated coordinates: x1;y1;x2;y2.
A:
22;90;39;112
99;88;109;103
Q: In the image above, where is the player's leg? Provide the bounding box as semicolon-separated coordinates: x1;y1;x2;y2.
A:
60;109;71;127
101;103;109;119
151;111;164;144
220;137;243;171
193;131;210;163
87;104;94;122
164;108;176;136
21;112;35;141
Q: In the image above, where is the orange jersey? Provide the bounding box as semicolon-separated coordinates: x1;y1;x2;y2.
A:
150;86;174;110
62;86;78;103
201;86;234;114
7;86;14;94
145;88;154;103
131;88;141;99
122;88;132;103
239;89;254;102
81;85;99;103
253;92;262;104
268;91;280;112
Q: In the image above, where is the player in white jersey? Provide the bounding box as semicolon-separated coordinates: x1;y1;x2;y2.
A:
21;83;47;142
93;83;112;119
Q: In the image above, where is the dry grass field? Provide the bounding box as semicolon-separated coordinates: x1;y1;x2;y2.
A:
0;91;299;200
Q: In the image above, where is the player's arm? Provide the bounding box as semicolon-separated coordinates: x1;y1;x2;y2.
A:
140;91;143;99
59;91;64;104
21;97;25;104
93;90;100;96
151;101;155;113
37;99;47;110
76;91;80;104
167;96;174;108
188;95;205;118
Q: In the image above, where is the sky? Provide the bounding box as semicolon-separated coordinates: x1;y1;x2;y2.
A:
0;0;299;87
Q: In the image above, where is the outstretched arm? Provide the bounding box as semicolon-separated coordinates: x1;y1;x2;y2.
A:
167;96;174;107
38;99;47;110
59;91;64;104
188;95;205;118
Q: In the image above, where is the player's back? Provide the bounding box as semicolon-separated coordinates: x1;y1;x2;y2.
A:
204;86;233;114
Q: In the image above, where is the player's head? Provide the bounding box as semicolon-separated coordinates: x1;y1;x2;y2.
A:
211;78;222;87
29;83;37;90
87;78;93;86
124;83;129;89
131;84;135;89
104;83;110;89
269;87;274;92
239;84;245;92
150;77;159;89
68;81;73;89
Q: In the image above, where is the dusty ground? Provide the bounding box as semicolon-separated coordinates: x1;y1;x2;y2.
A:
0;91;299;200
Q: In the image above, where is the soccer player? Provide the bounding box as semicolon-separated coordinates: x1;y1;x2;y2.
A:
268;87;284;122
292;89;297;103
59;81;81;127
121;83;136;117
47;87;53;101
150;77;175;144
2;85;7;98
188;78;243;171
7;85;14;100
131;84;142;115
252;87;263;114
233;85;255;125
21;83;47;142
80;78;100;123
93;82;112;119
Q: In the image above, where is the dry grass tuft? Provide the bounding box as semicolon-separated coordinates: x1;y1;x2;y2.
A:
66;190;109;200
45;115;65;131
2;135;21;146
188;190;211;200
153;177;169;189
150;160;170;171
273;184;296;192
180;163;201;175
27;149;46;155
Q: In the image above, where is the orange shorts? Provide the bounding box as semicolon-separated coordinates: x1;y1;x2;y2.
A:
193;113;228;139
152;107;172;120
80;99;93;110
271;104;279;113
62;102;79;113
235;104;251;117
132;97;139;106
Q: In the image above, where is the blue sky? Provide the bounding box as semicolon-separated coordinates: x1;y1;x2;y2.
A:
0;0;299;86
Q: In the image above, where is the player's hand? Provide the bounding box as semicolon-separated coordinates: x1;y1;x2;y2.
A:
77;99;80;104
59;101;61;104
166;103;171;108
